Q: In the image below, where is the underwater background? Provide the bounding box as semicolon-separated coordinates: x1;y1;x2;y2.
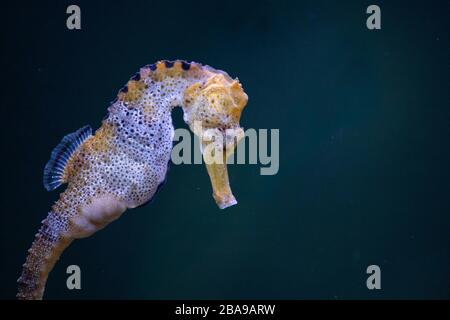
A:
1;0;449;299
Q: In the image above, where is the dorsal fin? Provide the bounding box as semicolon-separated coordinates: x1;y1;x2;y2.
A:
43;125;92;191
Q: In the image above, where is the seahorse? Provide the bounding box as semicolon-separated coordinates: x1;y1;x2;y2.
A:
17;60;248;300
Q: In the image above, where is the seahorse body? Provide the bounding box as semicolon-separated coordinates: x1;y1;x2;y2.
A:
17;60;248;299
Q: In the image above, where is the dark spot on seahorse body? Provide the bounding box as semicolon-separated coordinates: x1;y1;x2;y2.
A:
181;60;191;70
164;60;174;68
131;73;141;81
147;64;157;71
120;86;128;93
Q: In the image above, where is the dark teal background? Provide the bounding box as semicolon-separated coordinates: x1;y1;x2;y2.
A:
1;0;449;299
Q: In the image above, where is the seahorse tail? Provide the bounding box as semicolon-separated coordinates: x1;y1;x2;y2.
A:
17;211;72;300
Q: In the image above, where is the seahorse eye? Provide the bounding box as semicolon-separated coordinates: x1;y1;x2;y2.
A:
230;82;248;110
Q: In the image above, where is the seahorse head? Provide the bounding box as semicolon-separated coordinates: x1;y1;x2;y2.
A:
182;72;249;209
183;73;248;131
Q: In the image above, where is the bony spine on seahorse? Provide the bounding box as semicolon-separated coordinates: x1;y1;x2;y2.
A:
17;60;248;300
